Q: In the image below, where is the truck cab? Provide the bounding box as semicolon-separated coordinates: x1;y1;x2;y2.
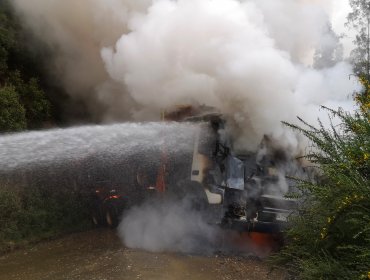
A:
183;111;297;233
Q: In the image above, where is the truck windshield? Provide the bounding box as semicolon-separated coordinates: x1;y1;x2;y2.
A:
226;156;244;190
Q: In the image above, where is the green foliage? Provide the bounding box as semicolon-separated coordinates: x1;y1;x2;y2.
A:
0;0;52;132
272;92;370;279
0;85;26;131
0;0;15;79
347;0;370;76
9;72;50;128
0;184;91;253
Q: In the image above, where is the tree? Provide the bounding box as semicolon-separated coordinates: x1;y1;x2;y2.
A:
313;24;343;69
0;86;26;132
0;0;52;132
347;0;370;78
9;72;50;129
0;0;15;82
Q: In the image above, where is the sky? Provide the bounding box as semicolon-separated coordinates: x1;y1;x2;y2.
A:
331;0;354;57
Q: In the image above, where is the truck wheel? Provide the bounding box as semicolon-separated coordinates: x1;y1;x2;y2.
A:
104;207;118;228
91;207;104;227
92;213;99;226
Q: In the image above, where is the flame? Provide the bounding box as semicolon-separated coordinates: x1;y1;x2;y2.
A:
220;230;282;257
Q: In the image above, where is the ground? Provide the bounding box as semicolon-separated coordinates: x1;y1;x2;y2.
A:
0;229;285;280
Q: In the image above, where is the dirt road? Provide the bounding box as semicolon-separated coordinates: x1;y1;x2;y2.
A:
0;229;285;280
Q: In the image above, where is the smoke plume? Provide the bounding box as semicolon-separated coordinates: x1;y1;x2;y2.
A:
119;197;218;253
12;0;361;152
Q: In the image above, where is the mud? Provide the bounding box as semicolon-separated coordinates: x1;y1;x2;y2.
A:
0;229;285;280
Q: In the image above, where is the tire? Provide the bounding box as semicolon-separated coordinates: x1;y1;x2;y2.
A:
104;206;119;228
90;205;104;227
91;213;99;226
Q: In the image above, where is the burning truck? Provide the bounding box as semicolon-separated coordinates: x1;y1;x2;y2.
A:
91;105;298;232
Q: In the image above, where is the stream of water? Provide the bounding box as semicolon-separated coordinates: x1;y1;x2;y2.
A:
0;122;199;172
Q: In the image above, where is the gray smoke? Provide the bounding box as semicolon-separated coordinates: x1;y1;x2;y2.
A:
12;0;361;153
119;198;218;253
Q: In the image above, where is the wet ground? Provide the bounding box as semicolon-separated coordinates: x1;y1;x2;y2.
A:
0;229;285;280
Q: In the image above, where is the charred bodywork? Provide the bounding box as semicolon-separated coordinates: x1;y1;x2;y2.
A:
166;107;298;233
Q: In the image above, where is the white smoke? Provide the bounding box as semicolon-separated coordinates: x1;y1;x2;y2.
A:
13;0;361;152
118;198;218;253
100;0;361;151
11;0;360;151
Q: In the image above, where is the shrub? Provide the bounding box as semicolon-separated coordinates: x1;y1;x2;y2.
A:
272;83;370;279
0;184;91;253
